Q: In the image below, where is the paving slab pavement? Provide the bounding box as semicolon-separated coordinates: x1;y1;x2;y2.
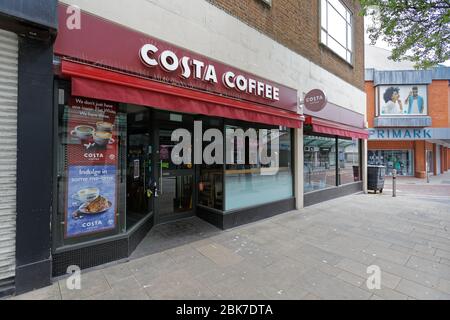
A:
7;182;450;300
381;171;450;197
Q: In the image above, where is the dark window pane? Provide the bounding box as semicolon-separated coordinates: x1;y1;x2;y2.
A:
368;150;414;176
225;125;293;211
304;135;337;192
198;118;224;211
338;138;360;184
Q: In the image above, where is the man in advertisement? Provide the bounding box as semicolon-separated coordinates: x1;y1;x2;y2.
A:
404;86;425;114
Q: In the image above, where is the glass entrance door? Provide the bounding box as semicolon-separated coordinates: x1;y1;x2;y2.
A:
154;116;195;223
126;108;154;230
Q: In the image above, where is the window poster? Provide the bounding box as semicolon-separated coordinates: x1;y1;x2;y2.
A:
65;97;119;238
66;165;117;237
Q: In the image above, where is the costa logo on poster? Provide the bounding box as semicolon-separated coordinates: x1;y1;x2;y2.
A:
139;44;280;101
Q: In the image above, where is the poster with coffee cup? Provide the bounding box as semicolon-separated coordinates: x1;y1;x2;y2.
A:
67;97;118;165
65;97;119;238
66;165;117;238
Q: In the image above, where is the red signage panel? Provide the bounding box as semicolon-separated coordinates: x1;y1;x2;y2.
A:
55;3;298;113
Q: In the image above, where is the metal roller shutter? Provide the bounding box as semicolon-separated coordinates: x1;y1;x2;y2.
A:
0;29;18;282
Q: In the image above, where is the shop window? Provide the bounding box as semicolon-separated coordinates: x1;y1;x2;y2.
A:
55;84;154;247
320;0;353;64
198;118;224;211
305;134;362;193
304;135;337;192
224;124;293;211
338;138;361;184
368;150;414;176
199;167;223;211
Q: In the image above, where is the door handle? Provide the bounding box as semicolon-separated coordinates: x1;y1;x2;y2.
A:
159;160;163;195
152;181;159;198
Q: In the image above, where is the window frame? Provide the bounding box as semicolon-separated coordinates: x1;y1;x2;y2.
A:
320;0;354;65
303;133;338;193
303;130;362;194
338;137;362;185
52;80;157;251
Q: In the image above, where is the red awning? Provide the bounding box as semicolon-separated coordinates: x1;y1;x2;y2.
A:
61;60;303;128
305;116;368;139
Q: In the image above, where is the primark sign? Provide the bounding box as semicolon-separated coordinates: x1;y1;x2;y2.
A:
369;128;450;140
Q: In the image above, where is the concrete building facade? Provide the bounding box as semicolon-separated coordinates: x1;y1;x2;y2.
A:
2;0;368;295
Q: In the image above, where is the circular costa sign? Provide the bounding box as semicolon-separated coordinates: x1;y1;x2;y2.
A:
304;89;327;112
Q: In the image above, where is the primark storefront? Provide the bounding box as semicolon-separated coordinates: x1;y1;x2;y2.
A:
366;67;450;179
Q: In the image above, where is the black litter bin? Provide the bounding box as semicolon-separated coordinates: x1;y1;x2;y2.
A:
367;165;386;193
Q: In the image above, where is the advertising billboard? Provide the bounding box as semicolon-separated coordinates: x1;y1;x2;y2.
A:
377;85;428;116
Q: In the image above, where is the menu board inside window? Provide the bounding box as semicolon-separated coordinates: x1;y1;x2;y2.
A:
65;97;119;238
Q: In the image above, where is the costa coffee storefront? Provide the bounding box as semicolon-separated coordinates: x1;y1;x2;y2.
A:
51;4;302;276
302;90;368;207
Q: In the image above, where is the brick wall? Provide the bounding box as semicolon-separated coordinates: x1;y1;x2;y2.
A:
441;146;446;173
428;80;450;128
415;141;426;178
206;0;364;90
445;148;450;171
365;81;375;127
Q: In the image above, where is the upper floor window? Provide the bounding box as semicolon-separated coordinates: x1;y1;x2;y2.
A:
259;0;272;6
320;0;353;64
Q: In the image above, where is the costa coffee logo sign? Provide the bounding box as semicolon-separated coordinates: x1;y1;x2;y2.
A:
139;44;280;101
304;89;327;112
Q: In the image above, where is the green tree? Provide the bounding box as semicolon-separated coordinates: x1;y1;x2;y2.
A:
360;0;450;69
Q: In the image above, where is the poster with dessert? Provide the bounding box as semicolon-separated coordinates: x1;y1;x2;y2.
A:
65;97;119;238
66;165;117;238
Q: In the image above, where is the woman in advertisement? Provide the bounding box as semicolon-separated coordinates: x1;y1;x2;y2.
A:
382;87;403;115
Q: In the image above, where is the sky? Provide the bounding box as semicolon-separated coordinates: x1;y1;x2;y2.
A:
364;18;450;67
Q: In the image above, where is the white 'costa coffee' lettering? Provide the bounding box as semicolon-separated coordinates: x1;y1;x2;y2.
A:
159;50;179;72
222;71;279;101
139;44;279;101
